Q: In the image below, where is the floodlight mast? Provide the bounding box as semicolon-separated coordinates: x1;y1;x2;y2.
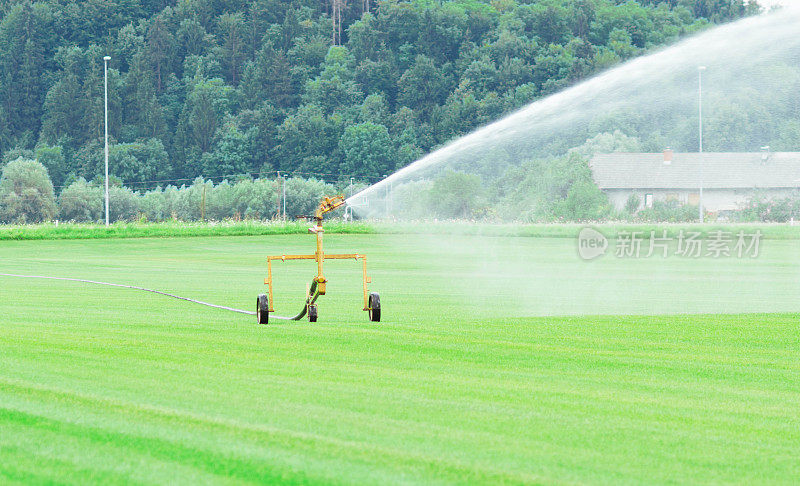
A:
278;170;286;220
104;55;111;226
698;65;706;222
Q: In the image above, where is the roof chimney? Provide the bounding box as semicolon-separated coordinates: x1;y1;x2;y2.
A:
761;145;771;163
663;148;673;165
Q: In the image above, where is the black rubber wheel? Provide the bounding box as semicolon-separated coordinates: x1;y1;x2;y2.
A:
368;292;381;322
257;294;269;324
308;304;318;322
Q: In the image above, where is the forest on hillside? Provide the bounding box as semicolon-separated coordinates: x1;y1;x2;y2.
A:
0;0;759;192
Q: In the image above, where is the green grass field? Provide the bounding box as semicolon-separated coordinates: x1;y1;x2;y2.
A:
2;232;799;484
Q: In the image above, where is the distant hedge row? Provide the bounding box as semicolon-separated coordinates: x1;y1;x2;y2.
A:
0;157;360;224
4;157;800;225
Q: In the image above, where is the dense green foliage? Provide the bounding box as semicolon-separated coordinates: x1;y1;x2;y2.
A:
2;234;800;483
0;0;756;189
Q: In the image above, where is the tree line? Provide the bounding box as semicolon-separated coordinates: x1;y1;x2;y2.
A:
0;156;359;223
6;147;797;225
0;0;757;192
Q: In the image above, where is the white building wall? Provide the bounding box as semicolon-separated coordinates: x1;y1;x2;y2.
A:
605;188;800;212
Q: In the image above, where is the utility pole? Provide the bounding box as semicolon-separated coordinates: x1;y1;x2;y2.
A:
698;65;706;222
387;180;394;214
201;184;206;221
275;171;281;219
104;56;111;226
383;174;388;216
282;172;287;220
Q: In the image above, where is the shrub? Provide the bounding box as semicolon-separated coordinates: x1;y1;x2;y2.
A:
552;179;612;221
109;186;140;222
207;180;235;220
391;180;434;219
284;177;336;218
0;157;57;223
429;170;486;219
139;189;169;222
625;193;641;214
59;178;103;222
233;178;279;219
173;179;205;220
739;194;800;222
635;200;698;223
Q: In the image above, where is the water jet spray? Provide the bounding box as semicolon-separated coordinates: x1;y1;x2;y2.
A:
348;5;800;220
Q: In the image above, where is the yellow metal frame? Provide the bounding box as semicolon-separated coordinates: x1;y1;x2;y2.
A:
264;195;372;314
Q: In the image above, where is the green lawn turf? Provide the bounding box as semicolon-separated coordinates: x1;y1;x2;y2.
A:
1;233;799;484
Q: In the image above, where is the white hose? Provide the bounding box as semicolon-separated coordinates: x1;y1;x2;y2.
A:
0;272;267;317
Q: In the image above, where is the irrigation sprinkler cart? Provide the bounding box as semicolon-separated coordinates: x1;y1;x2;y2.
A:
256;195;381;324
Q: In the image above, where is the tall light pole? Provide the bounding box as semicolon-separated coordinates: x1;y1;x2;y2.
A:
698;65;706;222
104;56;111;226
282;172;286;220
382;175;390;216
